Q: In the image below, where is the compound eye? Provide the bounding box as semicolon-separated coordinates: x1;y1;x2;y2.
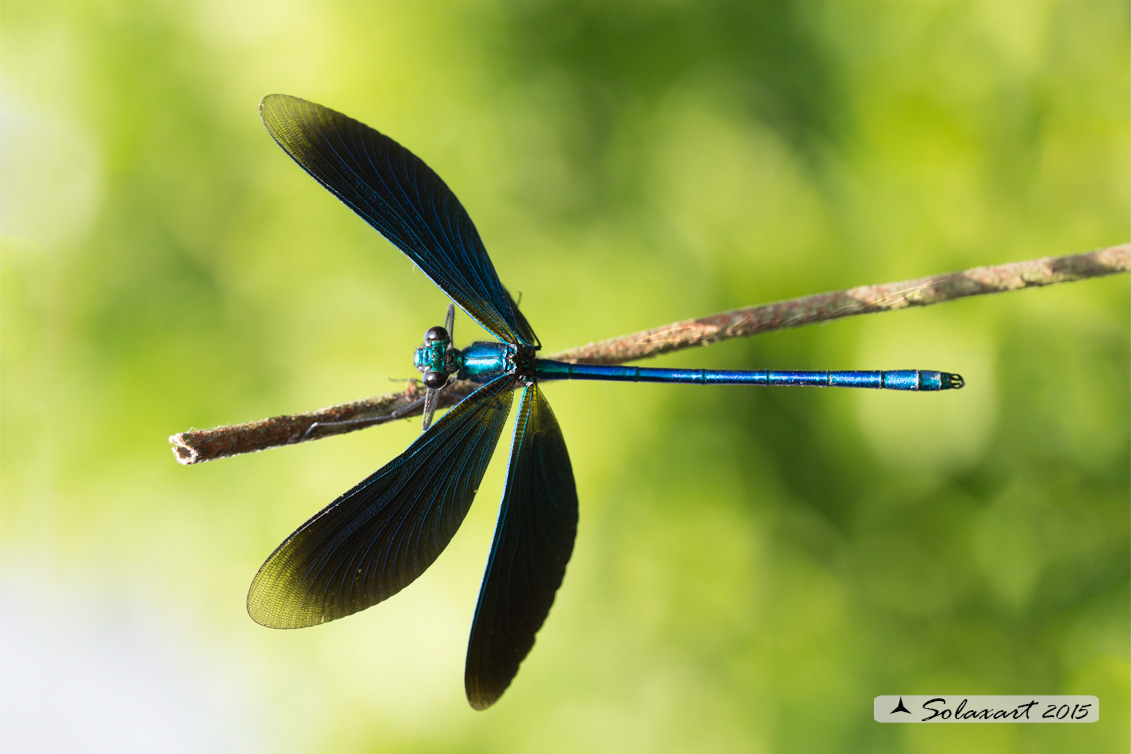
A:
422;371;447;389
424;326;449;343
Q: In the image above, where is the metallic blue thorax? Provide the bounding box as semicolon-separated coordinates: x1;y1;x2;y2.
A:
415;340;529;384
456;342;516;382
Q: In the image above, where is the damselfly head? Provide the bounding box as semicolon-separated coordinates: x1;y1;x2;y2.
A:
415;320;456;394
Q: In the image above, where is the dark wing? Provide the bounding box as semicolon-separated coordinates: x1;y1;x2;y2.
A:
464;384;578;709
260;93;538;347
248;375;516;629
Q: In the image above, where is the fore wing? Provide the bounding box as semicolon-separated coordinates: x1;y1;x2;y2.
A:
260;93;538;347
248;375;516;628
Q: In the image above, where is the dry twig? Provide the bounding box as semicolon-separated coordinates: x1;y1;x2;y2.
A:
171;244;1128;465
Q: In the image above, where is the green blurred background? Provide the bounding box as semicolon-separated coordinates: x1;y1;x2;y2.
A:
2;0;1127;751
